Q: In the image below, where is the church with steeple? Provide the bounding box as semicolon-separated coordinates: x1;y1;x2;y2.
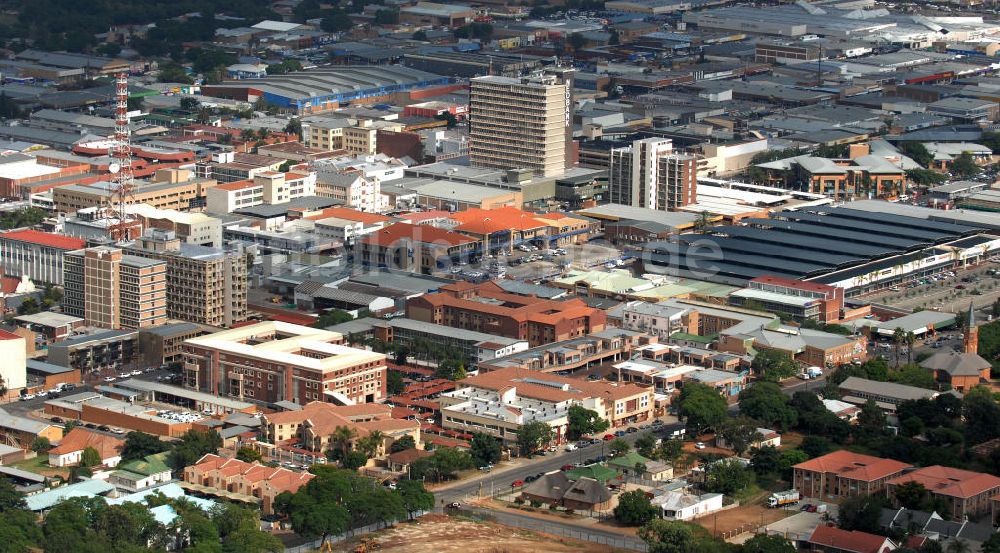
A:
921;303;991;392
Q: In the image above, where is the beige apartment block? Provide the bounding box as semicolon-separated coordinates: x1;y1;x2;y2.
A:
63;246;167;330
125;230;248;328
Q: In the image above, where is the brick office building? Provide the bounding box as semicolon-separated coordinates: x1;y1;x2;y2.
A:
406;281;607;347
182;321;387;405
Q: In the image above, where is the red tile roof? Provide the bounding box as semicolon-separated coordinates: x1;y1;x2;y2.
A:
809;526;894;553
214;179;257;192
0;329;22;340
362;222;477;247
49;427;124;462
794;450;912;482
449;206;547;235
888;465;1000;499
307;207;391;225
0;230;86;250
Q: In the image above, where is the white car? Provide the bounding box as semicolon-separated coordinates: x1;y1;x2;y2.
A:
695;442;706;449
20;394;34;401
131;369;142;376
110;427;125;434
104;377;116;382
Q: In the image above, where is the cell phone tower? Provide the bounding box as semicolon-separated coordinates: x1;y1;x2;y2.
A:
105;71;137;240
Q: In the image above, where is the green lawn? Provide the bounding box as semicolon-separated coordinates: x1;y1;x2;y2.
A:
12;453;69;478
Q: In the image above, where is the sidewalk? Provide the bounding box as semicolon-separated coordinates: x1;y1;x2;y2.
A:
475;498;639;536
427;453;546;492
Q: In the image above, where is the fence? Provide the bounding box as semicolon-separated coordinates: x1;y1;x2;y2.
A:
283;511;429;553
458;508;649;552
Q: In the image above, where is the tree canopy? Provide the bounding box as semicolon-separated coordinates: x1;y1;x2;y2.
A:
614;489;658;526
676;383;727;435
566;405;609;440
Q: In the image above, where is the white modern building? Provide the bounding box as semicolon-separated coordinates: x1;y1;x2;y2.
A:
653;491;724;521
609;138;698;210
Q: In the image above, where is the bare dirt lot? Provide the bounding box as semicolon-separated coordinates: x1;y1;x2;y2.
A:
333;514;626;553
693;502;791;539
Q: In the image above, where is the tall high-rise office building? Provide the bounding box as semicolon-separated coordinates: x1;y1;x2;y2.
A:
469;68;575;177
609;138;698;210
64;246;168;330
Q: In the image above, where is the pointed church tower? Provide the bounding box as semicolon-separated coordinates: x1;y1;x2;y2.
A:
964;302;978;355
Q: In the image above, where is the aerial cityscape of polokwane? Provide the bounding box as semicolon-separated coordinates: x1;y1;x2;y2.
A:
2;0;1000;551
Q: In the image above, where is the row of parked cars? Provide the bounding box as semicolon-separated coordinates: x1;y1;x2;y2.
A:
20;382;76;401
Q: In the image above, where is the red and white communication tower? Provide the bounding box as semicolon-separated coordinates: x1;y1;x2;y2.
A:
105;71;137;240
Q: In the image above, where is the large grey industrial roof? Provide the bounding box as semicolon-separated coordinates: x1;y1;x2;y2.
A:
801;206;979;236
742;218;919;250
712;225;894;257
776;210;957;243
217;66;444;101
113;378;254;410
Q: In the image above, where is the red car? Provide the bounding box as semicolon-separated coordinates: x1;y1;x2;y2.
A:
511;480;525;487
603;434;615;441
561;464;573;471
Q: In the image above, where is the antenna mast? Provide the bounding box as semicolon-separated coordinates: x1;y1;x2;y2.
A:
105;71;136;240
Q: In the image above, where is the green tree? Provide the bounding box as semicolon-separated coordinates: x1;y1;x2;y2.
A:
751;350;798;382
742;534;796;553
894;481;930;510
963;385;1000;444
718;417;762;456
906;168;947;187
889;364;936;389
614;489;657;526
169;429;222;474
313;309;354;328
857;399;886;435
236;446;262;463
750;445;782;477
705;458;754;496
639;519;694;553
16;297;40;315
568;32;587;51
31;436;51;453
120;431;169;463
951;151;981;178
982;532;1000;553
656;439;684;463
635;434;657;458
430;446;474;480
738;382;797;430
327;425;357;461
566;404;609;440
838;494;886;533
396;479;434;519
387;370;405;396
158;62;193;84
516;421;553;456
900;142;934;168
470;432;501;467
340;450;368;470
676;383;727;435
80;446;101;468
609;438;630;456
389;435;416;453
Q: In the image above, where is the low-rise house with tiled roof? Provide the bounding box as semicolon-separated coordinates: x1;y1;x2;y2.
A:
261;400;420;458
808;526;897;553
108;451;172;494
183;453;314;515
438;366;653;452
888;466;1000;521
520;471;614;511
793;450;912;500
360;222;480;274
386;448;433;473
47;427;121;467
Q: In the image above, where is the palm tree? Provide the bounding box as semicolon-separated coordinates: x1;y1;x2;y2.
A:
357;430;385;458
905;331;916;366
329;425;357;460
893;327;906;368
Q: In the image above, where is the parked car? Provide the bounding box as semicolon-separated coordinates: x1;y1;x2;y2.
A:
695;442;706;449
561;464;573;471
20;394;34;401
447;502;461;509
626;427;638;434
511;480;524;487
614;430;626;437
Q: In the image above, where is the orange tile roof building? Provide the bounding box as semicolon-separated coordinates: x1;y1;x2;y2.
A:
807;526;897;553
182;321;387;406
446;207;593;253
439;366;653;451
888;466;1000;521
793;450;912;500
262;401;420;457
407;281;607;347
183;453;314;514
360;222;479;274
47;427;124;467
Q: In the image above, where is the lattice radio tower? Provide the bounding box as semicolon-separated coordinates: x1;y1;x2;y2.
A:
105;71;136;240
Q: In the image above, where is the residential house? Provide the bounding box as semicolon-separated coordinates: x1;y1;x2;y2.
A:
807;526;898;553
520;471;615;511
47;427;124;467
108;452;172;494
183;453;315;515
919;351;991;392
653;491;724;521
